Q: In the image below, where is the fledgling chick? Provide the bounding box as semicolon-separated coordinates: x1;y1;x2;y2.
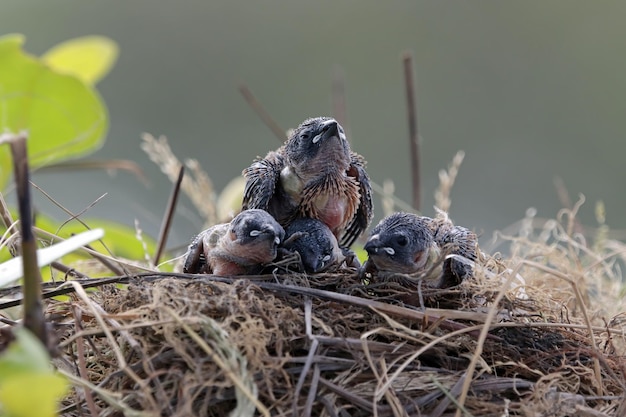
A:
280;218;345;273
183;209;285;275
361;211;478;287
428;209;479;288
362;213;439;277
242;117;373;248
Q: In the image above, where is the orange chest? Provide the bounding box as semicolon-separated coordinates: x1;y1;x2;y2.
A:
299;180;360;236
312;195;351;233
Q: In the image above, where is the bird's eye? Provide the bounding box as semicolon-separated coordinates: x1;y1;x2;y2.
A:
396;235;408;247
300;132;310;140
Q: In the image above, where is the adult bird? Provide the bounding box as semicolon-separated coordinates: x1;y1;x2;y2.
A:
242;117;373;248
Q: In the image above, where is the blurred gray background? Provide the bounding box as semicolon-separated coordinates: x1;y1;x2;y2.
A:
3;1;625;252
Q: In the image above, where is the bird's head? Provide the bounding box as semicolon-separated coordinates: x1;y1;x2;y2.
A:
284;117;351;176
283;218;344;273
364;212;437;275
229;209;285;262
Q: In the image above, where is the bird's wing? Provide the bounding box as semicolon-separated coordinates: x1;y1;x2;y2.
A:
182;223;229;274
341;152;374;248
435;224;478;287
435;225;478;261
241;150;285;211
183;234;205;273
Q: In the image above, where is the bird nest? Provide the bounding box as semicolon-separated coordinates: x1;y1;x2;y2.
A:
44;211;626;417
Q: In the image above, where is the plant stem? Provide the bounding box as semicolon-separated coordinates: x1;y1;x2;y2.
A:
403;51;421;211
239;83;286;142
9;133;48;346
154;165;184;265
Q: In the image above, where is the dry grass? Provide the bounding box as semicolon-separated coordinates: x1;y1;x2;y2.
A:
141;133;218;226
434;151;465;213
2;135;624;416
23;201;625;416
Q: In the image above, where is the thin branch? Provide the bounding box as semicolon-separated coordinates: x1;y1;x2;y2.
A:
84;243;126;276
154;165;184;265
30;181;107;234
0;191;15;230
0;191;18;257
50;261;89;279
403;51;420;211
0;276;126;310
29;182;132;275
39;159;149;187
8;132;47;345
331;65;348;133
238;83;287;142
72;305;101;417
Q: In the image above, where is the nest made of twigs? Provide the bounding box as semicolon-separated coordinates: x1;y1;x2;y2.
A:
1;205;625;417
45;250;625;417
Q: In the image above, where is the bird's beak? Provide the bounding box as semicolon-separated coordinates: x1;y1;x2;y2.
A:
364;239;378;255
313;119;340;144
261;227;282;245
366;236;396;256
309;254;332;273
248;226;282;245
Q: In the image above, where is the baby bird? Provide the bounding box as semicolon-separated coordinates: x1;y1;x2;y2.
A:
281;218;345;273
183;209;285;275
362;211;478;287
242;117;373;248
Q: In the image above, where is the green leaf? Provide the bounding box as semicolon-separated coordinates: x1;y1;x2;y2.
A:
0;34;109;191
58;219;160;263
42;36;119;85
354;246;368;265
0;328;50;374
0;373;67;417
0;214;171;277
0;328;68;417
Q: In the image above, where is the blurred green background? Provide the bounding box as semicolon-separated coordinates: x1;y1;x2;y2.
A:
3;1;625;251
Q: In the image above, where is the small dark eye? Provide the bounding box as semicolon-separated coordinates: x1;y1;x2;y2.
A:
301;133;309;140
396;235;408;247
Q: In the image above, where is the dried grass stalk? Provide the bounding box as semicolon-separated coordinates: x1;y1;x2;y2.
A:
434;150;464;213
141;133;218;226
4;195;620;416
